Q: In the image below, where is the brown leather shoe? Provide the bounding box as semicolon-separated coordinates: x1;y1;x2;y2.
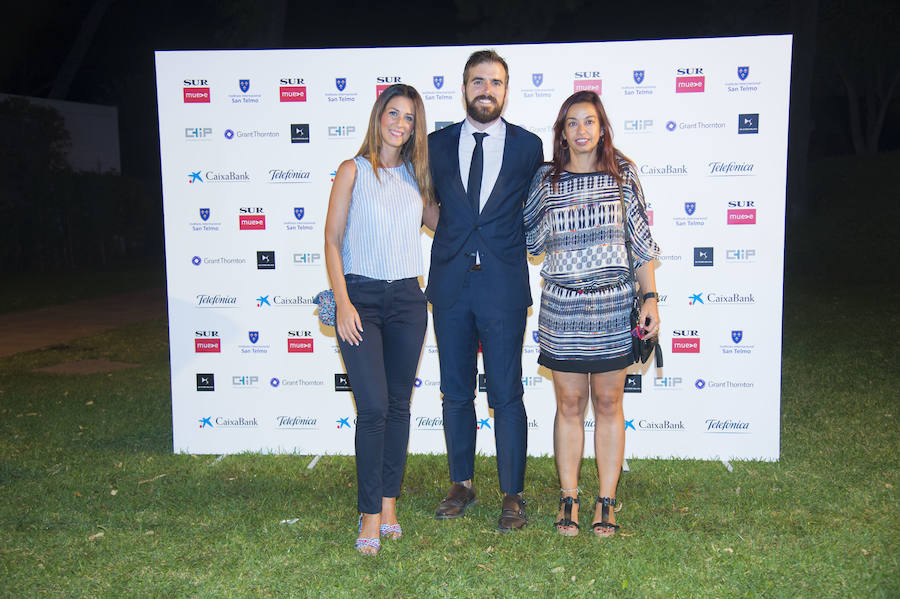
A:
498;494;527;532
435;483;477;519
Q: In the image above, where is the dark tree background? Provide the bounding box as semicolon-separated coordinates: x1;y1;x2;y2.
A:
0;0;897;271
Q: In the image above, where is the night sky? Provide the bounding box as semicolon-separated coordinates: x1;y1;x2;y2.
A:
3;0;897;181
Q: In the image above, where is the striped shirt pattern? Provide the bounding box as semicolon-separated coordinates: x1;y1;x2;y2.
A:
342;155;424;280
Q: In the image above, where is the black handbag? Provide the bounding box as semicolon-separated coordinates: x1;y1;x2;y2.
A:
617;183;663;367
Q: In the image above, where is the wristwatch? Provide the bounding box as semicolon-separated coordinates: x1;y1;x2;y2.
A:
642;292;659;301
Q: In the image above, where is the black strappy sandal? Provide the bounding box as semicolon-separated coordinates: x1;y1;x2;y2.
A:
554;494;580;536
592;496;619;537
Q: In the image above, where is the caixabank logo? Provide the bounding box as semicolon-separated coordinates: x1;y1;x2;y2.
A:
287;330;314;353
183;78;210;103
194;330;221;353
239;207;265;230
198;416;259;429
573;71;602;94
675;67;705;93
636;419;686;432
639;163;687;177
376;76;402;97
689;291;756;306
279;77;307;102
187;169;250;183
671;329;700;353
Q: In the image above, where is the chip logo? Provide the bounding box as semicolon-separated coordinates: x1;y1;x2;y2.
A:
294;207;305;221
532;73;543;87
199;208;210;221
684;202;696;216
633;70;645;84
433;75;444;89
239;79;250;93
248;331;259;344
335;78;346;91
738;66;749;81
731;330;743;344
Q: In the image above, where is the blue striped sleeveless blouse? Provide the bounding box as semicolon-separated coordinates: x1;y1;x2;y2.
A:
342;155;424;280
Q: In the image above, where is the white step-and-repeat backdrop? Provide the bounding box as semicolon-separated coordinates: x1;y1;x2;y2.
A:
156;35;791;460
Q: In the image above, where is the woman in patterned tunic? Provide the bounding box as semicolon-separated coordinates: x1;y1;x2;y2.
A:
524;90;660;537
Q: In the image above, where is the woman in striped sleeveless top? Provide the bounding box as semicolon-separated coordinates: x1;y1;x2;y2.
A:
324;84;437;555
524;91;660;538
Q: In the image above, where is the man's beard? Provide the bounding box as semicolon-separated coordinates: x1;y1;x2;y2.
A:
466;94;503;123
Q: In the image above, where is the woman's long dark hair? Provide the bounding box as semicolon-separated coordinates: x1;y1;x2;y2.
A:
356;84;433;206
545;90;632;190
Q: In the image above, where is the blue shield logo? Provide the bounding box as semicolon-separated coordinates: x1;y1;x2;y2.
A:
684;202;696;216
199;208;210;221
335;78;346;91
433;76;444;89
532;73;543;87
532;331;539;343
737;66;749;81
633;70;645;84
294;207;305;221
239;79;250;93
731;330;743;344
249;331;259;344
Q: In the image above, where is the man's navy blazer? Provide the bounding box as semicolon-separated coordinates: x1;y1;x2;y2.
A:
426;120;543;309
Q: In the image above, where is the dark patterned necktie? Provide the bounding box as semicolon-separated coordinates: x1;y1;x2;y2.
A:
468;132;487;215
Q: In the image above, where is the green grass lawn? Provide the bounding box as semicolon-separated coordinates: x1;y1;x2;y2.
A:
0;280;897;598
1;153;898;597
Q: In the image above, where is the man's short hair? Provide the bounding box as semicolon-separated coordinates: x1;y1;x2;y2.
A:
462;49;509;86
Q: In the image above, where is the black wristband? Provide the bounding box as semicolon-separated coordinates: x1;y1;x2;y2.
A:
642;292;659;301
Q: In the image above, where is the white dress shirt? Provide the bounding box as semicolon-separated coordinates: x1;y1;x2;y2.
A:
459;118;506;214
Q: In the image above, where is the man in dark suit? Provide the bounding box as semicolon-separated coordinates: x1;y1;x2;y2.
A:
425;49;543;531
